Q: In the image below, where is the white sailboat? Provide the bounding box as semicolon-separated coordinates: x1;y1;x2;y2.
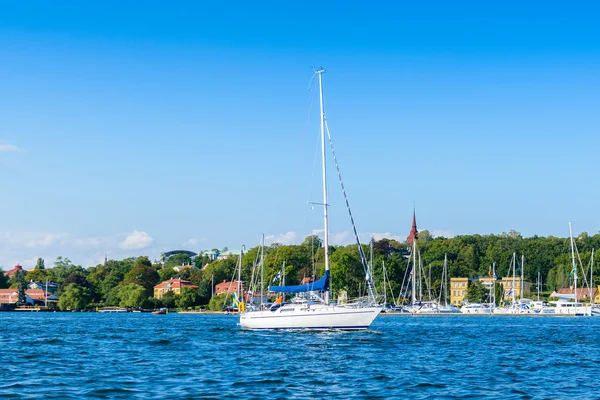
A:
239;69;382;330
550;222;592;316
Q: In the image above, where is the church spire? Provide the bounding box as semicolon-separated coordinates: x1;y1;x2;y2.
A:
406;208;418;245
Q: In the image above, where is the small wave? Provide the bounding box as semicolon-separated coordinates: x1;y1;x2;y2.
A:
414;382;448;389
86;387;139;396
149;339;171;345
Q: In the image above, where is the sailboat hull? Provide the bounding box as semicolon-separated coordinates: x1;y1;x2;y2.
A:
239;304;382;330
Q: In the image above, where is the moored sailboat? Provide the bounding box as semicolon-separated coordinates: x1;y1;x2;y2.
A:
239;69;382;330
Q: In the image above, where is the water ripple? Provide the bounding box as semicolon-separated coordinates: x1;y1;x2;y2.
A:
1;313;599;398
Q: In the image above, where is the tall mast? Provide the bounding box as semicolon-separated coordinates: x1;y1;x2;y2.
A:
590;247;594;304
520;254;524;300
411;240;417;305
512;252;516;304
260;234;265;307
537;270;541;301
428;262;432;302
282;260;286;302
569;222;577;304
316;69;330;305
370;238;374;297
237;246;243;300
418;251;423;302
492;262;496;307
444;254;448;306
382;260;387;304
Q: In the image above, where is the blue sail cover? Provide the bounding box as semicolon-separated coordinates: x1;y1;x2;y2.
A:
269;270;329;293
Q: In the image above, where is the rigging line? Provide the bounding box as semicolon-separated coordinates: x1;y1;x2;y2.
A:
271;80;319;271
399;256;411;304
574;239;590;291
324;119;375;303
307;127;322;204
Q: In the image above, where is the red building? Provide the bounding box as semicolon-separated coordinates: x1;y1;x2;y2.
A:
406;210;418;245
214;280;246;295
4;264;26;279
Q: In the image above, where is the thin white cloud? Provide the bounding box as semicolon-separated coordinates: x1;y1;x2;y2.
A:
25;233;67;248
0;230;161;269
0;143;20;152
183;238;206;247
369;232;404;242
329;231;353;245
119;230;154;250
430;229;454;238
265;231;297;245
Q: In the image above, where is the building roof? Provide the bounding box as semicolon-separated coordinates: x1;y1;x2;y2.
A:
406;210;418;245
215;280;245;294
164;250;197;258
215;280;245;288
28;280;59;288
154;278;199;290
4;264;25;277
553;287;597;301
172;265;193;272
0;289;57;303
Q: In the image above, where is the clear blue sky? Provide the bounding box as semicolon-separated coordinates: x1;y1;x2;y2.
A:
1;1;599;268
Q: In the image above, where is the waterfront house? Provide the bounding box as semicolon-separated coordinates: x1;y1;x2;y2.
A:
0;289;58;306
216;250;243;260
551;287;598;302
28;280;60;294
0;289;27;304
450;277;470;306
4;264;27;280
215;280;246;295
153;278;199;299
173;265;193;272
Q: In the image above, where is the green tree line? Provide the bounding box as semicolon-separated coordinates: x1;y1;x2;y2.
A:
1;230;598;310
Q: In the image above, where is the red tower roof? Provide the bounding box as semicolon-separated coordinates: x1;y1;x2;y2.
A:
406;210;418;245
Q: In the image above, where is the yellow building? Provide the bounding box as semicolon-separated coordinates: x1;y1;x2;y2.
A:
153;278;199;299
479;276;498;290
500;277;531;300
450;277;470;306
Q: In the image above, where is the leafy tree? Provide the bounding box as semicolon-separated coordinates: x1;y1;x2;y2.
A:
0;269;9;289
119;284;147;308
494;282;504;306
60;272;90;293
158;266;178;282
193;254;210;269
123;264;160;295
105;286;122;306
208;293;230;311
58;284;92;311
202;258;237;287
165;253;192;268
25;268;48;282
187;269;203;287
13;270;27;305
35;258;45;269
197;281;212;305
176;287;200;309
48;256;74;284
134;256;152;268
160;290;177;308
301;234;322;255
466;281;486;303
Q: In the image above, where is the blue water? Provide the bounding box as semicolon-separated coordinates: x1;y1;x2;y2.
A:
1;313;598;399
